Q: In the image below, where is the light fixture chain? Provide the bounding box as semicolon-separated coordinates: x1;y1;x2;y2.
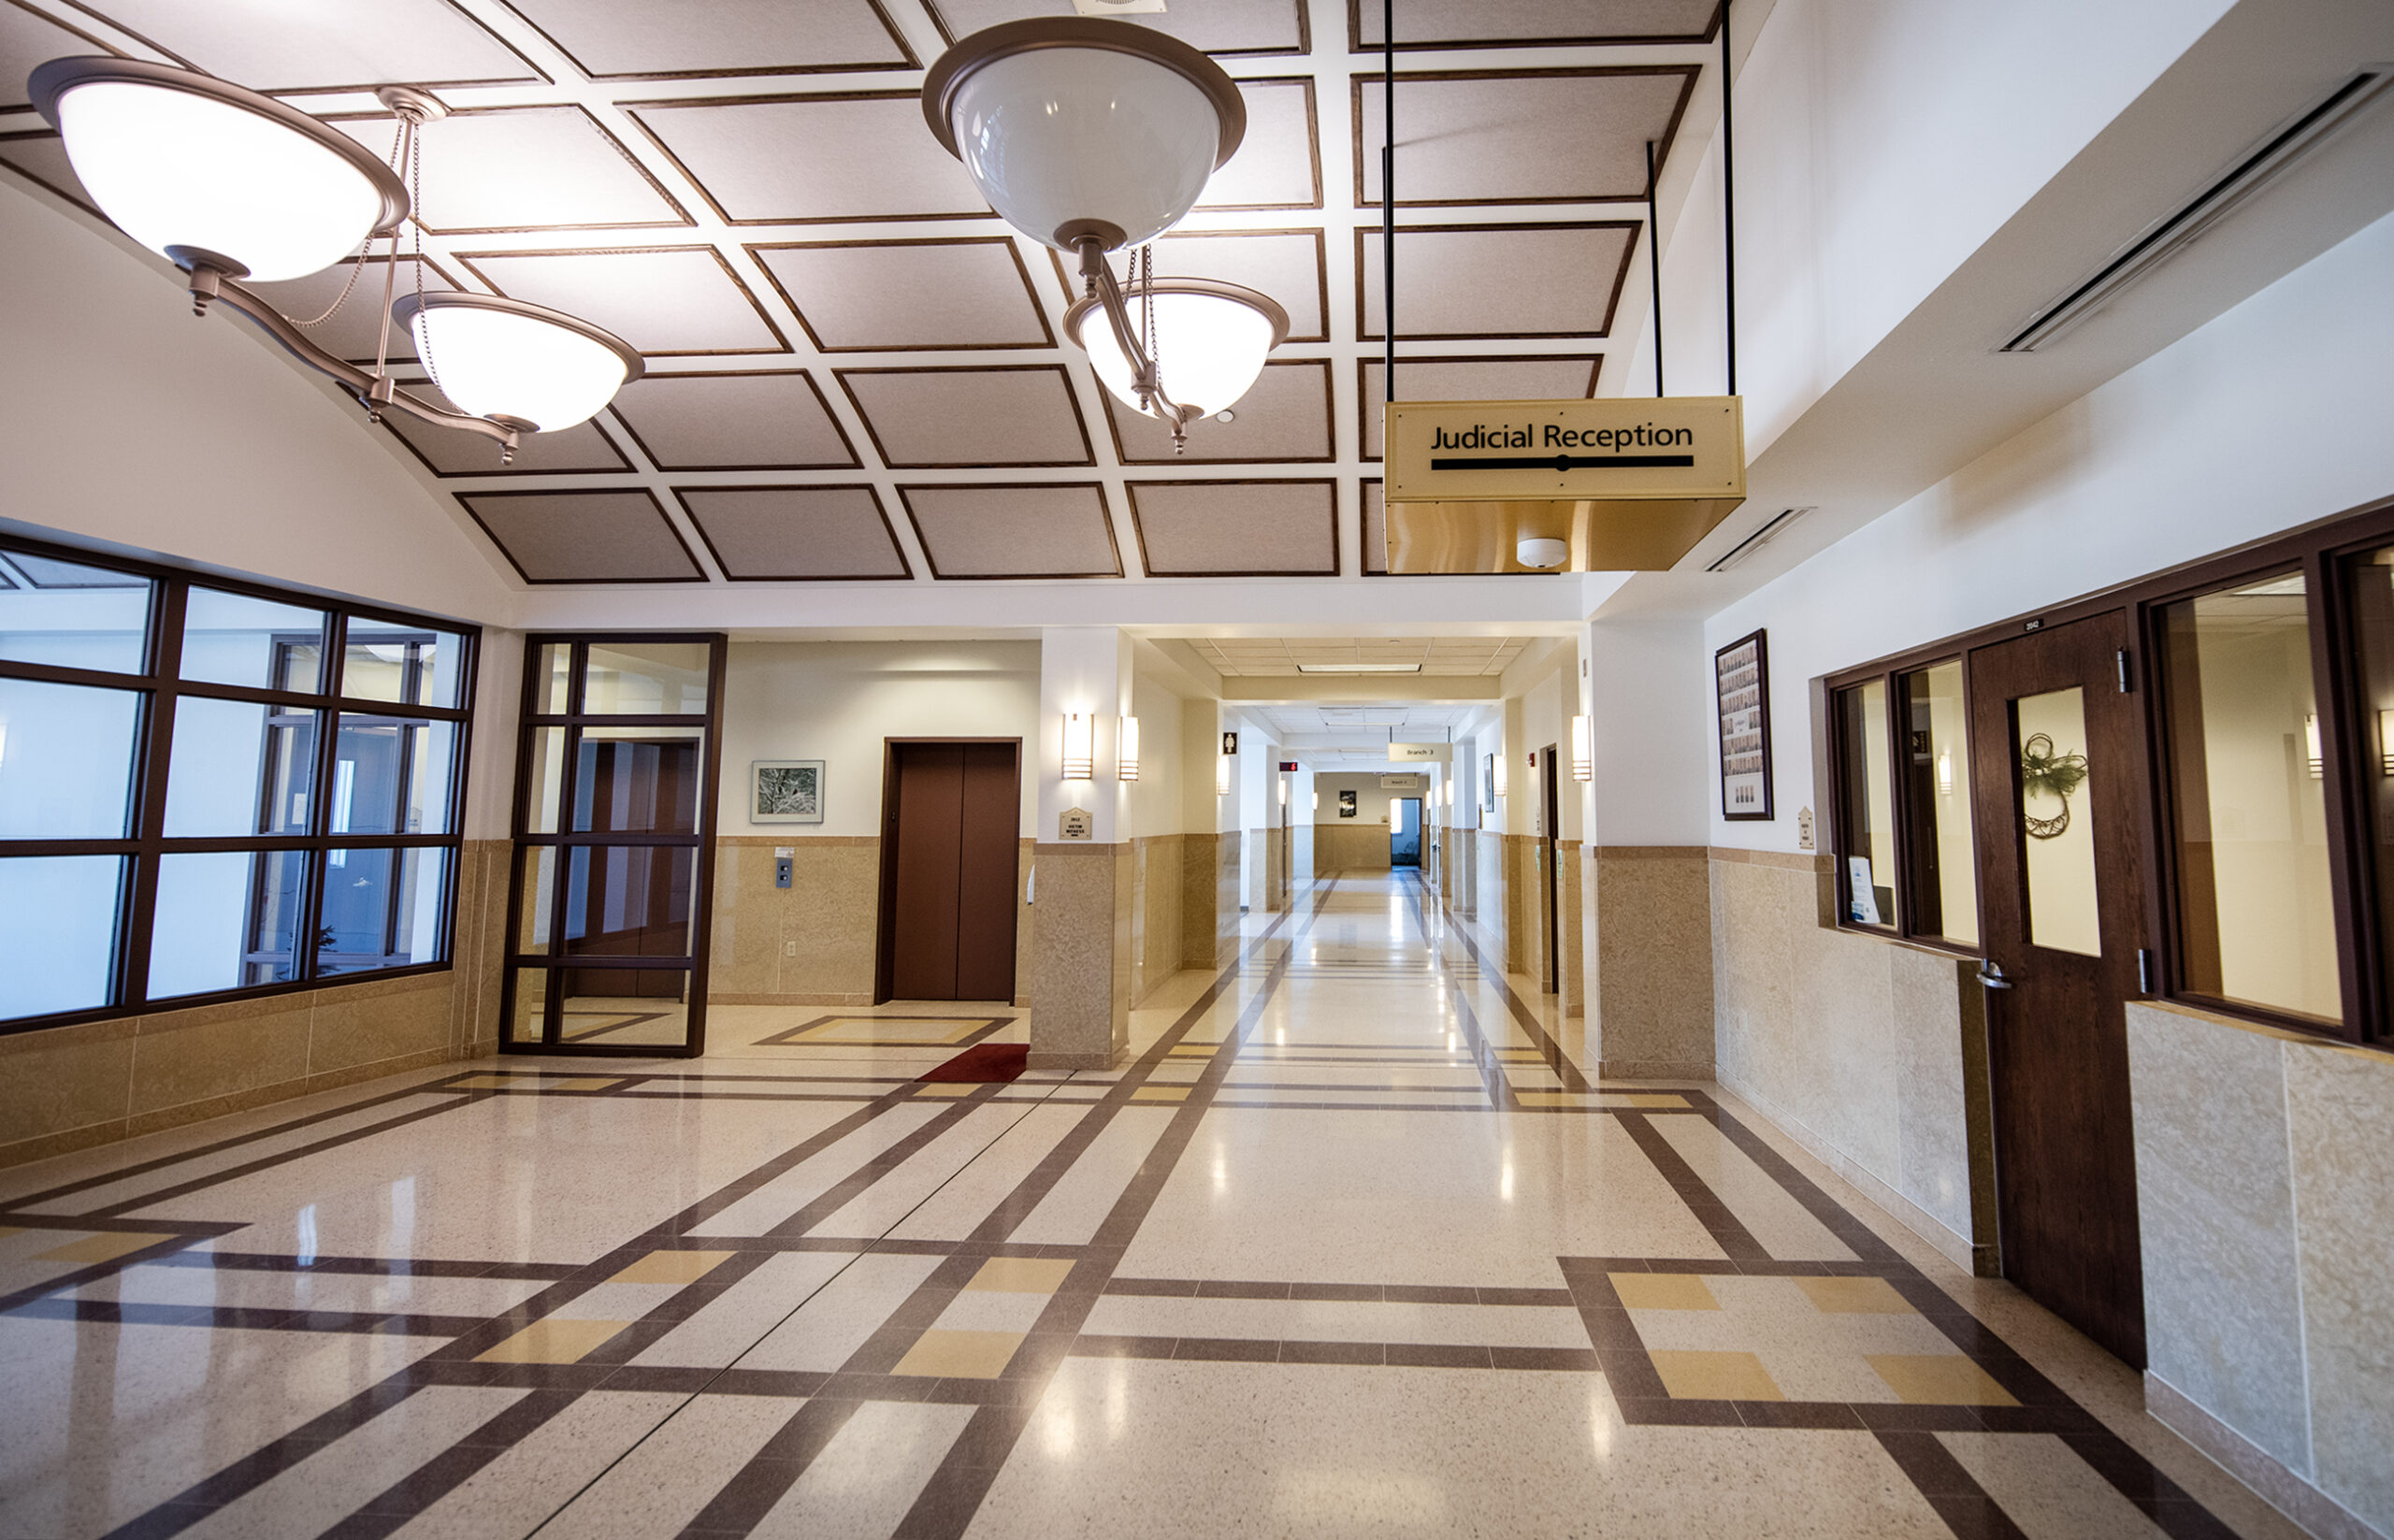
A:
290;117;409;329
409;125;445;405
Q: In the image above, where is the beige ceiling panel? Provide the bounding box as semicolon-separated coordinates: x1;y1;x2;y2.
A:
926;0;1305;56
460;248;786;355
898;484;1119;579
381;377;627;476
841;367;1090;468
330;107;685;232
0;131;93;210
2;3;109;112
1106;360;1332;465
1199;79;1320;209
1130;481;1336;577
1360;355;1601;457
753;238;1050;353
1356;70;1697;205
1160;229;1325;341
460;491;703;583
1353;0;1718;49
72;0;539;92
609;371;858;470
1363;480;1386;574
677;486;909;581
1357;223;1637;339
247;254;454;365
628;94;988;224
503;0;914;79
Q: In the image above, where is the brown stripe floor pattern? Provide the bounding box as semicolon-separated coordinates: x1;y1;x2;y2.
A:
0;871;2300;1540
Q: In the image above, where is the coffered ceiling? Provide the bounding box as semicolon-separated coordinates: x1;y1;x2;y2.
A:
0;0;1720;587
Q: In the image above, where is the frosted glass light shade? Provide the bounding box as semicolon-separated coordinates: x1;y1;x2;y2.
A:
923;20;1245;251
1065;280;1288;420
396;294;642;433
33;58;406;282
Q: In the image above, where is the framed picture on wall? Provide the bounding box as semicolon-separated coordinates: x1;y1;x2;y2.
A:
1338;789;1357;818
752;759;824;824
1715;629;1774;821
1481;752;1495;812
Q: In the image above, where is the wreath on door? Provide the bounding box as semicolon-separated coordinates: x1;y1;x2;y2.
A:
2019;732;2088;840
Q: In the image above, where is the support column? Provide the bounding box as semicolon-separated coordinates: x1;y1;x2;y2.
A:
1030;626;1134;1071
1180;698;1229;969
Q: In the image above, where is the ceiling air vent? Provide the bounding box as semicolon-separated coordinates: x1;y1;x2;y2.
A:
2000;66;2394;353
1706;507;1812;572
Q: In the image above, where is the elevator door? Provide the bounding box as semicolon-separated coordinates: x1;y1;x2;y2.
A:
880;741;1020;1001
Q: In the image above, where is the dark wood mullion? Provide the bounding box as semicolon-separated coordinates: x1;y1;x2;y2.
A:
2305;547;2373;1043
175;677;469;721
683;634;730;1057
0;657;158;692
542;650;587;1047
120;580;186;1011
295;611;345;986
521;713;707;729
497;635;545;1054
1884;667;1924;943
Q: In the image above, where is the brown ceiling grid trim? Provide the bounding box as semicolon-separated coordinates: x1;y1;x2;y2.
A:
920;0;1310;58
1201;77;1322;212
1353;353;1604;462
454;244;792;357
1125;478;1340;578
57;0;552;93
496;0;920;81
834;365;1097;470
621;91;995;228
456;487;708;585
747;235;1056;353
1042;226;1331;345
317;105;694;235
1347;66;1700;209
605;369;863;472
894;482;1126;582
382;382;633;479
1343;0;1723;52
670;484;915;583
1352;221;1641;341
1101;359;1336;467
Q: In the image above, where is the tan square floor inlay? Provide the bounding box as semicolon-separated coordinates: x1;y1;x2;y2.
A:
1866;1354;2019;1405
477;1317;632;1364
915;1083;978;1098
610;1248;736;1286
35;1232;175;1265
1612;1273;1719;1311
966;1257;1075;1293
1618;1093;1688;1108
893;1328;1025;1378
0;1226;27;1241
1795;1276;1915;1315
1131;1086;1190;1102
453;1074;534;1089
1651;1349;1784;1401
1168;1044;1216;1057
543;1077;623;1092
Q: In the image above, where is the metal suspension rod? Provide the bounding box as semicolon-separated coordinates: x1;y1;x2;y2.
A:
1720;0;1737;396
1646;137;1664;397
1381;0;1395;402
1073;237;1194;449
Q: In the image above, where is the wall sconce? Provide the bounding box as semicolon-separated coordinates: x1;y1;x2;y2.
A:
1312;790;1320;813
2381;710;2394;777
2305;713;2322;780
1062;712;1093;781
1569;715;1593;784
1215;753;1231;796
1118;714;1140;781
1936;750;1954;798
1443;779;1453;808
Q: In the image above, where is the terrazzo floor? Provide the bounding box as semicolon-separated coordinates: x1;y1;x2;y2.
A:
0;871;2302;1538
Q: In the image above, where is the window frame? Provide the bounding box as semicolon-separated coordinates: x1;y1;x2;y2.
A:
0;534;479;1035
1824;656;1980;957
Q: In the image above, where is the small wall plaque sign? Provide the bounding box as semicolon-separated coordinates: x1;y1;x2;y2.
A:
1059;807;1093;841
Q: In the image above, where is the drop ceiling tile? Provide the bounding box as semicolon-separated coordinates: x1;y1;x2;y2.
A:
840;367;1091;468
1129;481;1336;577
459;247;786;355
926;0;1305;56
0;130;93;211
380;376;627;476
1161;229;1327;342
608;370;858;470
1352;0;1719;50
752;237;1051;353
329;107;686;233
1361;355;1601;457
1104;360;1332;465
676;485;909;581
66;0;541;92
503;0;915;79
1201;79;1320;209
2;2;111;112
628;94;988;225
1358;223;1637;339
460;490;704;583
897;484;1120;579
1357;69;1697;206
246;254;457;366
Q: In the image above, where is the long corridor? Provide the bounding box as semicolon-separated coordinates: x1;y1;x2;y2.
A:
0;874;2296;1539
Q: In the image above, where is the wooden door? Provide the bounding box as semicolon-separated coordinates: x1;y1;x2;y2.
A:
882;741;1020;1001
1967;612;2148;1366
1541;745;1561;993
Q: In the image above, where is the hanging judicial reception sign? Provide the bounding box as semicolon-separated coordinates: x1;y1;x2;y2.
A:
1381;396;1746;571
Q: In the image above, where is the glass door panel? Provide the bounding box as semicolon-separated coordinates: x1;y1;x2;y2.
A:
2015;687;2100;957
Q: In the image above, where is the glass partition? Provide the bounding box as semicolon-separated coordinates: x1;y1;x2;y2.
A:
1834;680;1898;928
1899;661;1978;945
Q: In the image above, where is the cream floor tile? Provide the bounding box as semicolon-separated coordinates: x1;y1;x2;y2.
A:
535;1393;803;1540
934;1286;1054;1333
33;1231;178;1265
733;1252;944;1373
886;1103;1087;1242
812;1103;1045;1238
1652;1115;1858;1262
750;1400;976;1539
387;1390;692;1540
629;1249;854;1368
76;1261;548;1317
685;1102;945;1237
1938;1432;2172;1540
1080;1294;1592;1349
1006;1107;1176;1246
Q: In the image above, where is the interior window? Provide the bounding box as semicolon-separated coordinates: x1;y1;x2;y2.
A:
1834;680;1899;928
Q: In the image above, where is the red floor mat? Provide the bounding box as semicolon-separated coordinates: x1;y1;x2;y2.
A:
917;1043;1028;1083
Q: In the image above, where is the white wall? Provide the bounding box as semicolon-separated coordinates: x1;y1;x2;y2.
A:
1313;771;1427;828
1582;619;1715;847
718;641;1040;837
1706;207;2394;852
1124;671;1188;839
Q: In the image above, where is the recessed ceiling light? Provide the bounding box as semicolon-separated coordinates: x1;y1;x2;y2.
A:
1296;662;1421;673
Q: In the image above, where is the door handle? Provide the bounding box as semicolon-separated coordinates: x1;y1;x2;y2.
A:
1976;960;2013;991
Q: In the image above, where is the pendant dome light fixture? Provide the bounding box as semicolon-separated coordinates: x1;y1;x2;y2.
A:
922;19;1273;450
1064;277;1286;424
29;56;642;463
